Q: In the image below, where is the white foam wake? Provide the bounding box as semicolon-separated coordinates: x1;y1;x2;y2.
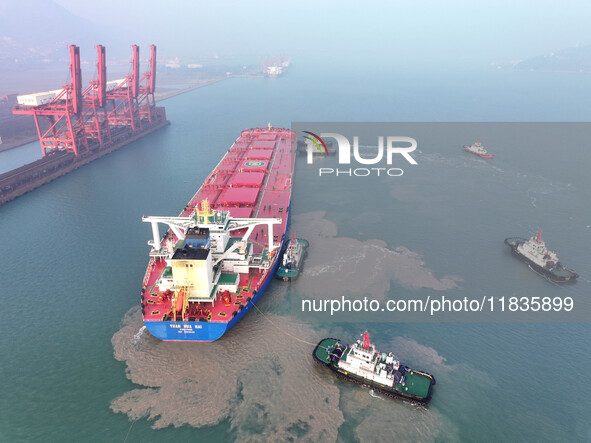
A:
132;326;146;343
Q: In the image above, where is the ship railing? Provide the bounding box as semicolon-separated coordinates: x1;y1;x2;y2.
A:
143;257;156;287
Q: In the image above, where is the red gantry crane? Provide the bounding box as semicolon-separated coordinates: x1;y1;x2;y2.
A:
13;44;163;158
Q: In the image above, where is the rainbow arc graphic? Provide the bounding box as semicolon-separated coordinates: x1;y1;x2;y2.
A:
303;131;328;155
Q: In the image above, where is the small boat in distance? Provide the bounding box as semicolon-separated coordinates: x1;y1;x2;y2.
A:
464;140;494;159
505;231;578;283
313;332;436;404
276;234;308;281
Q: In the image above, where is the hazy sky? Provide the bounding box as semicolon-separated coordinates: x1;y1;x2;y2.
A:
52;0;591;65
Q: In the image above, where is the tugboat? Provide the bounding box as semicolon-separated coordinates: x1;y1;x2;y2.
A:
313;332;436;404
464;140;494;159
275;234;309;281
505;231;578;283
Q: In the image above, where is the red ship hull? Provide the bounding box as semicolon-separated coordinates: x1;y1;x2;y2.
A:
464;145;494;159
140;127;295;341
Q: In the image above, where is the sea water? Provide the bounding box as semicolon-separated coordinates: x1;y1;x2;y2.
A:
1;59;590;441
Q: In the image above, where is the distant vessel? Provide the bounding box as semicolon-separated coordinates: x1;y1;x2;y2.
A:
505;231;578;283
464;140;494;159
314;332;436;403
263;57;291;77
275;235;308;281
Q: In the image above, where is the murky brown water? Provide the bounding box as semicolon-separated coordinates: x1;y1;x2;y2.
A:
112;307;345;440
112;211;462;440
293;211;459;299
112;307;465;441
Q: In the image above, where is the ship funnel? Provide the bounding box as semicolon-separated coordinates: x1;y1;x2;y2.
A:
536;230;542;243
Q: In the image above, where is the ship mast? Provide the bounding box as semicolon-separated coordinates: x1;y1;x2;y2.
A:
363;331;370;350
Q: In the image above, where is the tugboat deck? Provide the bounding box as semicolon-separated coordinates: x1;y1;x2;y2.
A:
314;338;339;364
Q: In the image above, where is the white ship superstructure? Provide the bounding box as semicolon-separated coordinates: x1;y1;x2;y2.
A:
143;200;281;303
337;333;402;387
516;230;559;269
282;237;304;267
464;140;494;158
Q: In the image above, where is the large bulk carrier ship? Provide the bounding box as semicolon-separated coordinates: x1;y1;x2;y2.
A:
140;126;295;341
